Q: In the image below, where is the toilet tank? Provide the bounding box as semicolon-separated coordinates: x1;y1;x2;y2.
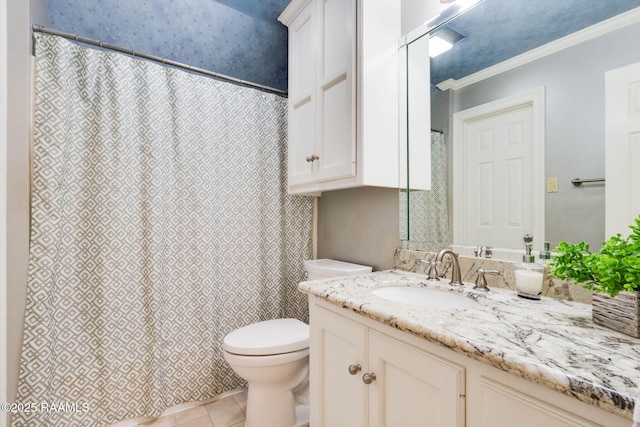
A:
303;259;372;281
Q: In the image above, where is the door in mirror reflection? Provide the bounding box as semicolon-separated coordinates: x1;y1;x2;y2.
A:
453;89;545;249
605;61;640;237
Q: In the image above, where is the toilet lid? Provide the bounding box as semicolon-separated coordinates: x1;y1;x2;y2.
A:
223;318;309;356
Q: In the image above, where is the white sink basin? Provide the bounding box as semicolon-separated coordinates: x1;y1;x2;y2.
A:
371;286;476;309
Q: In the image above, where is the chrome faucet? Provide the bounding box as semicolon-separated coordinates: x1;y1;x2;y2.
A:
474;246;484;258
436;249;463;286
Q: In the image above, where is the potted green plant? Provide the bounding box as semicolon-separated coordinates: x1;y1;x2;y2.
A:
549;215;640;337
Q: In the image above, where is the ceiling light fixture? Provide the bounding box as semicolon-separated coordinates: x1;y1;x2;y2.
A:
429;35;454;57
430;26;465;58
457;0;480;12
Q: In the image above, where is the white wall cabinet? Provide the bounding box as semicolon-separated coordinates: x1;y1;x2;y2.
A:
309;296;630;427
279;0;400;195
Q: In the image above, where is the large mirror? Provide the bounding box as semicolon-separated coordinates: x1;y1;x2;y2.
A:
400;0;640;259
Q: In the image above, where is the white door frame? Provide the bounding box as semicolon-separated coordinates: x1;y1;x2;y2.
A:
452;87;546;249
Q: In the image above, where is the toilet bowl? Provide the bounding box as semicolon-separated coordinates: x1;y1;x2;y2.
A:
223;318;310;427
223;259;372;427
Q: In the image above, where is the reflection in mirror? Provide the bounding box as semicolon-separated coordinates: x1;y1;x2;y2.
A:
410;129;449;250
401;0;640;259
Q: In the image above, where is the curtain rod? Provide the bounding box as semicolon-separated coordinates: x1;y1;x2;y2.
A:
32;25;288;97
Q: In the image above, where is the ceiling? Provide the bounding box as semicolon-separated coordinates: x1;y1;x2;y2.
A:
430;0;640;85
213;0;291;22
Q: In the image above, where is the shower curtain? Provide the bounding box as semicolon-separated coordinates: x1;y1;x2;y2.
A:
403;130;450;251
14;34;313;427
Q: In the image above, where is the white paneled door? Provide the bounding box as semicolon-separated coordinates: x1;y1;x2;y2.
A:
605;62;640;237
453;89;545;250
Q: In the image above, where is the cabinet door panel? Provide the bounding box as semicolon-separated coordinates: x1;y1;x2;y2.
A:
368;331;465;427
316;0;356;182
290;97;315;186
311;305;367;427
318;75;355;181
291;7;315;96
288;2;316;186
320;0;353;80
478;378;599;427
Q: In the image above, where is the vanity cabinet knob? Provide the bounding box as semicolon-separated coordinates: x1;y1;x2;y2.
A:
362;372;377;384
348;364;362;375
305;154;320;162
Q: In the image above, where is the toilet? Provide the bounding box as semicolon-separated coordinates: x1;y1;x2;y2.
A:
223;318;310;427
303;258;373;280
222;259;372;427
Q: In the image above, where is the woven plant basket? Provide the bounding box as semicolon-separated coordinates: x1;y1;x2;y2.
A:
592;290;640;338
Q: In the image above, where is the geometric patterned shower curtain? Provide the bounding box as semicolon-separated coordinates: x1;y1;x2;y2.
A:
401;130;450;251
14;34;313;427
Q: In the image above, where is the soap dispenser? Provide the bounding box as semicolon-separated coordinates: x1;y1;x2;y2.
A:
514;234;544;300
539;241;552;265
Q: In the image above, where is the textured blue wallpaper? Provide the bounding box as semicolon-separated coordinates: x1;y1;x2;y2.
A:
431;0;640;84
45;0;638;93
45;0;290;91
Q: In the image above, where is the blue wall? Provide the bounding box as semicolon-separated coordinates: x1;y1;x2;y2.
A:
44;0;290;91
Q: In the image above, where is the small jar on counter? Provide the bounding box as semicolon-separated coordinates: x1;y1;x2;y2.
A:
515;261;544;300
515;234;544;300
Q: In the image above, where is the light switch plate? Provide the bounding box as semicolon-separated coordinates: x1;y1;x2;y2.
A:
547;177;558;193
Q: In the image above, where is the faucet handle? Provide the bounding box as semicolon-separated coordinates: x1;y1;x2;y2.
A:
474;269;499;291
420;259;440;281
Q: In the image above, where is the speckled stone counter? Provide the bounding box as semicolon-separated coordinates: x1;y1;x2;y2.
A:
298;270;640;419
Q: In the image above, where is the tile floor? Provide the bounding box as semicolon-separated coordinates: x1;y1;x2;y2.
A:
112;389;248;427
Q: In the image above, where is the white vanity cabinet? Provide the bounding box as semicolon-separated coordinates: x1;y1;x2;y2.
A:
310;300;466;426
309;296;631;427
278;0;400;194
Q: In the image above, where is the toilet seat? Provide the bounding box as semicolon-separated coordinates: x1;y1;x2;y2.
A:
223;348;310;368
223;318;309;356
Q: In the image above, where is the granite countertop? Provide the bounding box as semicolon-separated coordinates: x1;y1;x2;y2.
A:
298;270;640;419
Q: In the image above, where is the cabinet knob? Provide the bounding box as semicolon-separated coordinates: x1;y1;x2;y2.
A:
362;372;377;384
305;154;320;162
348;364;362;375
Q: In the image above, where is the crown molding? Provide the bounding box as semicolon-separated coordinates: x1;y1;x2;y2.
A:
278;0;312;26
437;6;640;91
